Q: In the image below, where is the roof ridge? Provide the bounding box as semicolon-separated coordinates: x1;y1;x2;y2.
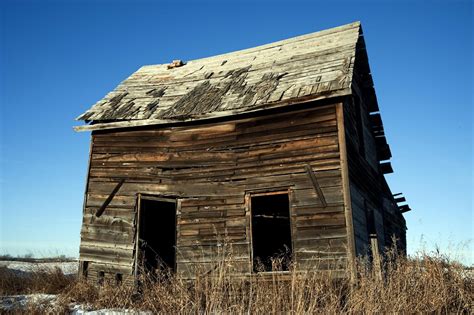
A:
139;21;361;69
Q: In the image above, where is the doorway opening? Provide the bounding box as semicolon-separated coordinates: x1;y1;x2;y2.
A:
136;196;177;274
250;192;292;272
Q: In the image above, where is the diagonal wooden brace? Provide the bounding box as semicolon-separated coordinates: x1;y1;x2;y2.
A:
95;179;125;217
304;164;327;207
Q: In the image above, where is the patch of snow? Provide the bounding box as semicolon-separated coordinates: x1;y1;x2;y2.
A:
0;294;57;312
70;304;152;315
0;260;78;275
0;295;152;314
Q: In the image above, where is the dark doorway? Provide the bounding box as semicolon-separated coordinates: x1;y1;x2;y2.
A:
137;197;176;274
250;192;292;272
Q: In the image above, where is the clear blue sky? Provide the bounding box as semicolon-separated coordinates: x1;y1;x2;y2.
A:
1;0;472;264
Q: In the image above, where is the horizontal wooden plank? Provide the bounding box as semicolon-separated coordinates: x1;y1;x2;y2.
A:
87;263;133;276
86;194;136;207
83;213;134;228
80;247;134;266
296;257;347;270
80;240;134;251
296;226;347;240
177;260;250;277
84;207;135;220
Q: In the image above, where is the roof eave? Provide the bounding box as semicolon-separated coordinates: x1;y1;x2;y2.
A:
74;87;351;132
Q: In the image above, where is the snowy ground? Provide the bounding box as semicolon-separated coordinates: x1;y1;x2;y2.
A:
70;306;152;314
0;260;151;314
0;294;57;312
0;260;78;275
0;294;149;314
0;293;150;314
0;260;77;312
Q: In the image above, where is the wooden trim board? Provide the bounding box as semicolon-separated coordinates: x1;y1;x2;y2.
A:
336;102;357;282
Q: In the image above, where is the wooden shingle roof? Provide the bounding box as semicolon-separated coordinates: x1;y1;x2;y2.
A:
75;22;364;131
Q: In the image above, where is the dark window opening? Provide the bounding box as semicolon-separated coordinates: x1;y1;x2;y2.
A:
138;198;177;274
364;200;382;277
115;273;123;285
81;261;89;279
367;209;377;237
251;192;292;272
364;200;378;258
98;271;105;285
354;95;366;158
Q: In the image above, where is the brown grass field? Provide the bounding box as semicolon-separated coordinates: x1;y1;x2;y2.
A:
1;248;472;314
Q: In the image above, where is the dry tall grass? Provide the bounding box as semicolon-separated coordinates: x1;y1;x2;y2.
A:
53;249;472;313
0;266;75;314
0;266;74;296
1;247;472;313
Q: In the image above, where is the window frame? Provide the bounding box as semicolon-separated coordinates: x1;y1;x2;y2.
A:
246;189;295;273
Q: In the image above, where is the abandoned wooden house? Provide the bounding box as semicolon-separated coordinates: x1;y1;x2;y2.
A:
75;21;411;285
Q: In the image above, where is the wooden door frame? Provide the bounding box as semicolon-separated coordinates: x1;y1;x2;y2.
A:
133;193;179;277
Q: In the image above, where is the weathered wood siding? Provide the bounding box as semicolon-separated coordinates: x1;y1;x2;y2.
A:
343;86;406;257
78;103;349;282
